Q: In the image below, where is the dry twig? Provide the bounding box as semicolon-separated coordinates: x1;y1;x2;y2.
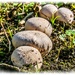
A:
0;63;20;72
0;21;11;51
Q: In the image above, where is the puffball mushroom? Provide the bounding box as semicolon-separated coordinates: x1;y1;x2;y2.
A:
55;7;74;24
39;4;58;20
12;31;53;56
25;17;52;37
11;46;43;69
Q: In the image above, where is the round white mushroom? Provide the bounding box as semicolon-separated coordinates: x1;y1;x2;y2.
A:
11;46;43;69
25;17;52;37
55;7;74;24
39;4;58;20
12;31;53;56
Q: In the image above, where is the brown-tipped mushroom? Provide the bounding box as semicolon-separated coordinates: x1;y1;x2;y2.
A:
12;31;53;56
25;17;52;37
39;4;58;20
11;46;43;70
55;7;74;24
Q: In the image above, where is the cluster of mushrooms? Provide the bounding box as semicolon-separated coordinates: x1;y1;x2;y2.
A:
11;4;74;70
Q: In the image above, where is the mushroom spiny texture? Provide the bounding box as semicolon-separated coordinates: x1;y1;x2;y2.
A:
25;17;52;37
12;31;53;56
39;4;58;20
55;7;74;24
11;46;43;69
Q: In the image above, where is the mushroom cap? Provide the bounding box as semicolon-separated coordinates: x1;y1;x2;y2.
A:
25;17;52;37
39;4;58;20
11;46;43;69
12;31;53;56
55;7;74;23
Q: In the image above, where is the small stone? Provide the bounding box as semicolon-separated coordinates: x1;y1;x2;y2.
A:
25;17;52;37
12;31;53;56
55;7;74;24
39;4;58;20
11;46;43;70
